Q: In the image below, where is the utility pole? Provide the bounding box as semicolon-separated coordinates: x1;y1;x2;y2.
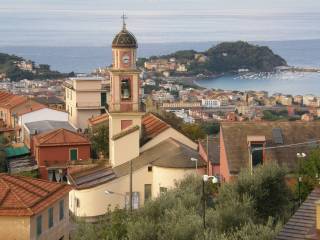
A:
130;159;133;212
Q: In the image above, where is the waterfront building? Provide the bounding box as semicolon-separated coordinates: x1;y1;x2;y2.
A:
201;98;221;108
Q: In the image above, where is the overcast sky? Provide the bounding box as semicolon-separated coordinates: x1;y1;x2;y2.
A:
1;0;319;46
1;0;320;12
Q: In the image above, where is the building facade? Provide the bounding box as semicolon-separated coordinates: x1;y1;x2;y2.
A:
0;174;71;240
64;76;108;130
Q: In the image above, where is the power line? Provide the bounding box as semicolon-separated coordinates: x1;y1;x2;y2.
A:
251;139;320;152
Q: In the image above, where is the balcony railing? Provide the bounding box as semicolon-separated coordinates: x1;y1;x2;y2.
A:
76;102;104;109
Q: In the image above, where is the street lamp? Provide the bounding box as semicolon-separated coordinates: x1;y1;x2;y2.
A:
191;157;198;170
202;175;219;230
297;152;306;205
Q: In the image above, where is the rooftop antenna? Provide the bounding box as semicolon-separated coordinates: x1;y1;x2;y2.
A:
121;12;128;30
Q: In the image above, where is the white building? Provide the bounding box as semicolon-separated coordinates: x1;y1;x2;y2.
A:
18;108;69;142
201;99;221;108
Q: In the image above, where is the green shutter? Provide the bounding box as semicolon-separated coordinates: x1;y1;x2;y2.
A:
70;149;78;161
101;92;107;106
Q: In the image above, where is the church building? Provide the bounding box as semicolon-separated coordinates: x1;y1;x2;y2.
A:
68;18;206;220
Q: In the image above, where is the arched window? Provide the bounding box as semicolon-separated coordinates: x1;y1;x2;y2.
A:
121;78;131;100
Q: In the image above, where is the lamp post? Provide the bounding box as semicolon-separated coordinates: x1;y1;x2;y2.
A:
202;175;218;230
297;152;306;205
191;157;198;171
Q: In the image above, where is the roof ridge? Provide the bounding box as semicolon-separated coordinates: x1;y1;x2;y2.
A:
2;176;34;215
4;175;50;196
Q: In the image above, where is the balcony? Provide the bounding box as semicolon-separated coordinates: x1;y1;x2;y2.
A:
76;102;105;109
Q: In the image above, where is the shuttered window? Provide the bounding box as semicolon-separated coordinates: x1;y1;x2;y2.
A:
70;149;78;161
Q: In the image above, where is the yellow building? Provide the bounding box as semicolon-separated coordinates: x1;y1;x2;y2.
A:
64;76;108;130
0;173;72;240
68;19;206;220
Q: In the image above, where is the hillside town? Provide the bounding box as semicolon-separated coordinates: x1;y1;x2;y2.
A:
1;18;320;240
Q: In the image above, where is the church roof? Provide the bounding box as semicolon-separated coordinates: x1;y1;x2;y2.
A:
69;138;205;190
112;25;138;49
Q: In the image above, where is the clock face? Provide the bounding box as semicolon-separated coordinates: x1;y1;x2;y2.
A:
122;55;130;64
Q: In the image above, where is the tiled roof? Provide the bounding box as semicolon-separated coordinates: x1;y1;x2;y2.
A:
141;113;170;139
88;112;170;141
0;173;72;216
15;102;46;116
275;188;320;240
221;121;320;174
199;136;220;165
34;96;64;105
34;128;90;147
0;91;28;109
68;165;116;190
88;113;109;126
69;138;205;190
24;120;75;135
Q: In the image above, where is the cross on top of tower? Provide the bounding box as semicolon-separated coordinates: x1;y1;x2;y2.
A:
121;13;128;30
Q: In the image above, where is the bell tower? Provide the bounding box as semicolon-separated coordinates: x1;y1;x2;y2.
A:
108;15;143;167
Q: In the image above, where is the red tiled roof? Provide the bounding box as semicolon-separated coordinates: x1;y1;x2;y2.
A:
88;113;109;126
0;92;28;110
0;173;72;216
15;102;46;116
142;113;170;139
34;128;90;147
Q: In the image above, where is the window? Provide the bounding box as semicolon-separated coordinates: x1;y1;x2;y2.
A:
251;143;263;167
121;120;133;130
36;215;42;236
48;207;54;228
101;92;107;106
144;184;152;201
70;149;78;161
76;198;80;208
148;166;152;172
59;200;64;220
121;79;131;100
160;187;168;195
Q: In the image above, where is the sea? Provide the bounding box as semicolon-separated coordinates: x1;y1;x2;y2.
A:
0;8;320;95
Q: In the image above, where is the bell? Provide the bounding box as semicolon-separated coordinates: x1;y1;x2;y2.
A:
123;88;130;99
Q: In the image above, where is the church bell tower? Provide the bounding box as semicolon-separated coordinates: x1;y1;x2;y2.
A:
108;15;143;167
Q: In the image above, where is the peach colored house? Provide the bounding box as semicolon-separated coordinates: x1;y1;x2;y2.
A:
219;121;320;182
0;173;72;240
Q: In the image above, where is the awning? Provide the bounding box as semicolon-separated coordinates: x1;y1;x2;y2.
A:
5;146;30;158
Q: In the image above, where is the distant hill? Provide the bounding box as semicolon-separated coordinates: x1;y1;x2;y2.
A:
140;41;287;74
0;52;74;81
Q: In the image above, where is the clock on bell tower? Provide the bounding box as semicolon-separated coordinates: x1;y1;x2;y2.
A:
108;15;144;167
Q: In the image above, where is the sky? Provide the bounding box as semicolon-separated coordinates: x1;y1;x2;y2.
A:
1;0;320;11
1;0;320;46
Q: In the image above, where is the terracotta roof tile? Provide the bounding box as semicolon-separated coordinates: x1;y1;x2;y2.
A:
221;121;320;174
88;113;109;126
275;188;320;240
142;113;170;139
34;128;90;147
0;173;72;216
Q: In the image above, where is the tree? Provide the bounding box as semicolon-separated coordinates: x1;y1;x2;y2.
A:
74;163;292;240
89;124;109;159
296;149;320;200
181;123;206;141
218;163;293;222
